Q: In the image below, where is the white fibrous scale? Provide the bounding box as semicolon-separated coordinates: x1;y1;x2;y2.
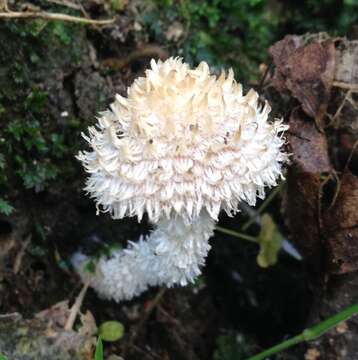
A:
73;213;214;301
74;57;289;301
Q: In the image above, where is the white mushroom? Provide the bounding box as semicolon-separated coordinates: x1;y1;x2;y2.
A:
74;57;289;302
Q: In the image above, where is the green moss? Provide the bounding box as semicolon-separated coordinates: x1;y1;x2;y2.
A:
0;20;87;200
144;0;358;82
143;0;281;81
213;333;255;360
0;198;14;216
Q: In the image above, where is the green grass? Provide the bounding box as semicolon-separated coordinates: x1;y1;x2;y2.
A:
94;337;104;360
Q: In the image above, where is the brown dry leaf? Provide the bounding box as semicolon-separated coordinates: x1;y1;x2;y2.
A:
269;35;335;129
289;108;332;173
35;300;71;328
324;171;358;274
285;170;321;258
284;109;331;259
78;310;97;337
268;34;303;92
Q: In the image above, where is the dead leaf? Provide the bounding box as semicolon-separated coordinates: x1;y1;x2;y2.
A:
285;170;322;258
78;310;97;337
284;109;332;259
268;35;303;92
269;36;335;129
35;300;70;328
289;108;332;173
324;172;358;274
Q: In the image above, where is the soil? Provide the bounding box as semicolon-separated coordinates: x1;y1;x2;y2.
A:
0;3;357;360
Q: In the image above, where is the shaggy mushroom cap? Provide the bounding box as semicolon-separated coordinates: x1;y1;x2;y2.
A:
78;57;288;223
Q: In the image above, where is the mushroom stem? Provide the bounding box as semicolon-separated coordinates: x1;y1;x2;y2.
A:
73;211;215;302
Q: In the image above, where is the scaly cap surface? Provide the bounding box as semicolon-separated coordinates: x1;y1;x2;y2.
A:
78;57;288;223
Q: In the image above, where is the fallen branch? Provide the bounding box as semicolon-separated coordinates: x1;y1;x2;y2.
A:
0;10;115;25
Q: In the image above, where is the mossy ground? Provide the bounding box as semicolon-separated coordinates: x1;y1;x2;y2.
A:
0;1;357;359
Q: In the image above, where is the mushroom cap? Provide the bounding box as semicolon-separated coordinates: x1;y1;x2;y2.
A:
78;57;288;223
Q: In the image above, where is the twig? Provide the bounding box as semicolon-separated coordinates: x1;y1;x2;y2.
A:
123;287;166;357
101;45;169;70
0;10;115;25
131;344;162;360
64;280;90;331
246;303;358;360
320;139;358;214
344;139;358;172
328;90;352;128
157;304;181;326
258;62;272;92
333;81;358;92
74;0;90;19
0;312;22;322
328;170;341;211
45;0;82;10
346;93;358;110
217;198;302;261
13;235;31;274
318;173;332;230
134;287;166;333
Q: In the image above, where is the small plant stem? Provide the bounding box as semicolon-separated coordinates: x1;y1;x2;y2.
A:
94;336;103;360
246;303;358;360
215;226;257;243
242;184;282;231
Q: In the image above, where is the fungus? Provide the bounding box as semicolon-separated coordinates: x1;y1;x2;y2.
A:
74;57;289;302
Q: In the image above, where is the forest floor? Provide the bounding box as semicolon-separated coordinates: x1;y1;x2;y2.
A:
0;1;357;360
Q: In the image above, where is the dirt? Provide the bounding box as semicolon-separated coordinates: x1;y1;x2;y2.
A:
0;4;357;360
